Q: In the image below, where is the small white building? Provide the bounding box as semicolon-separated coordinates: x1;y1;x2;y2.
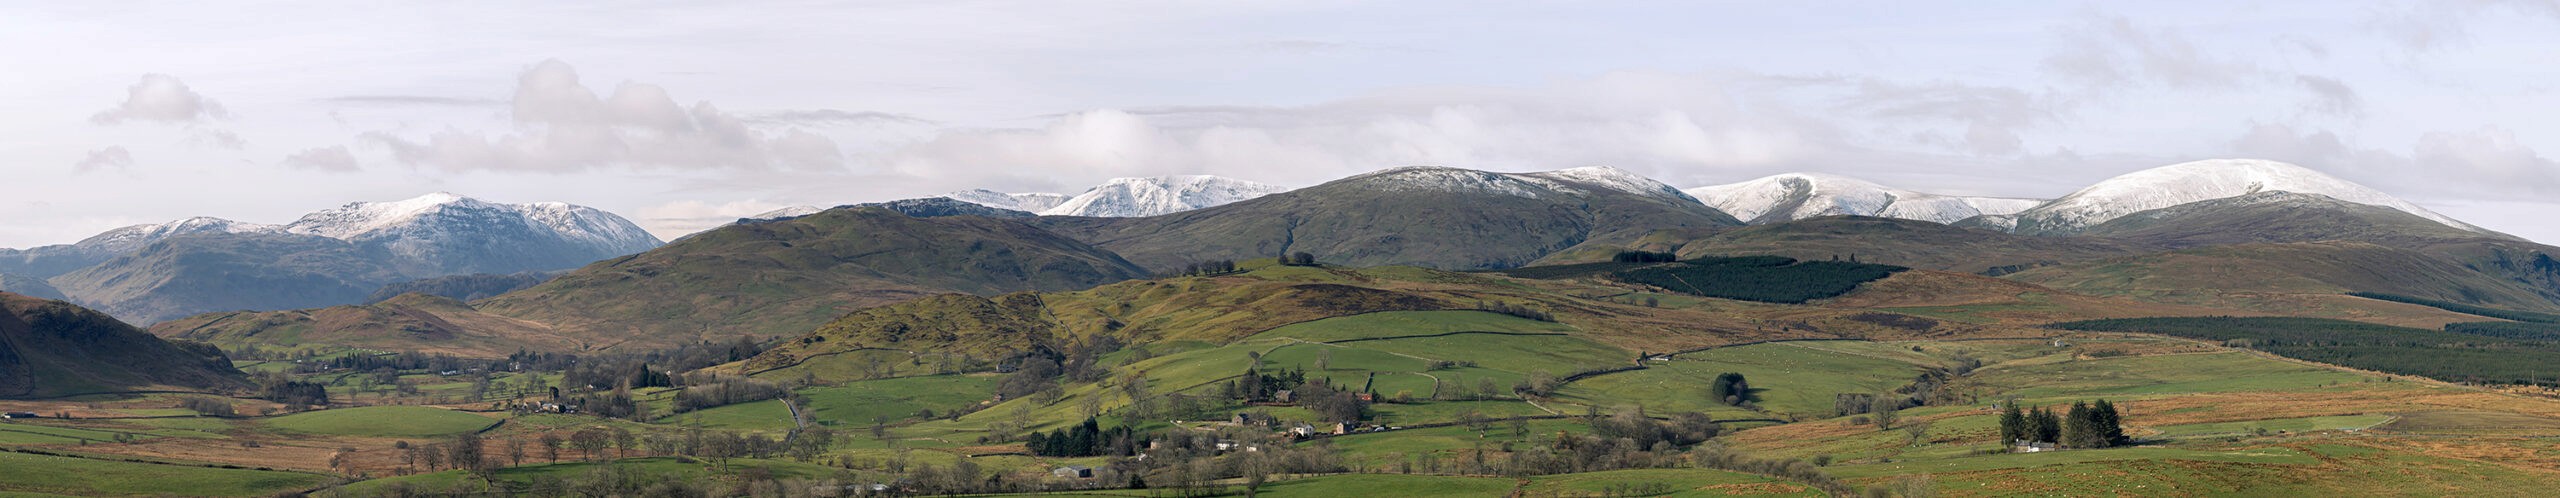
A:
1052;466;1094;479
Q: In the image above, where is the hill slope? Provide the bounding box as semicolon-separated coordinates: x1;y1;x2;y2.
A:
0;292;245;398
473;207;1149;350
1035;166;1741;271
151;293;583;357
49;233;408;325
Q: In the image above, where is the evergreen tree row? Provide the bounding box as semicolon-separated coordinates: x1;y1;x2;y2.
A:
1998;400;2126;450
1025;418;1143;457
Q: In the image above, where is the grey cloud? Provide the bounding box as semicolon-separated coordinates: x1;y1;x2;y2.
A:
90;74;228;124
2294;76;2363;117
192;128;248;150
2366;0;2560;51
2232;123;2560;198
1831;79;2058;155
743;109;935;126
2043;13;2261;91
366;59;848;173
323;95;504;107
73;147;134;173
281;146;360;172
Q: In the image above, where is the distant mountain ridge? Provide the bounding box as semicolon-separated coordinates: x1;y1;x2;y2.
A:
1684;172;2042;224
6;193;662;325
1999;159;2487;236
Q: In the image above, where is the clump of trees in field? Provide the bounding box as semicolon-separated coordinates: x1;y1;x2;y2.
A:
1999;400;2126;450
1168;260;1240;278
1611;251;1680;263
1026;418;1144;457
670;372;789;413
1474;300;1556;322
1610;256;1905;304
1709;373;1755;407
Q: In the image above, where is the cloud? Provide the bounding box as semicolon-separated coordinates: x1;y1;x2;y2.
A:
2042;13;2262;91
72;147;134;173
2293;76;2363;117
192;128;248;149
2366;0;2560;51
363;59;848;173
322;95;504;107
742;109;935;126
2231;123;2560;198
281;146;360;172
632;199;797;240
90;74;228;124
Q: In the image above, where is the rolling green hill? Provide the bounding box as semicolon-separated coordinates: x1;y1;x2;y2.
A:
469;207;1150;351
1032;166;1741;272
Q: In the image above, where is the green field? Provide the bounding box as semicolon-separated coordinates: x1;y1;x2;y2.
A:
326;456;845;496
266;406;498;438
1248;310;1576;342
2152;414;2394;438
1564;342;1930;418
800;374;998;427
1526;468;1821;497
0;451;328;497
1256;473;1518;497
0;422;136;445
662;399;795;432
1966;350;2370;402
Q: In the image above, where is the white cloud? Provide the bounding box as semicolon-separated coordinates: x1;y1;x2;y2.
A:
632;199;797;240
90;74;228;124
72;147;134;173
281;146;360;172
363;59;849;173
2043;13;2264;91
2231;123;2560;199
2293;75;2363;117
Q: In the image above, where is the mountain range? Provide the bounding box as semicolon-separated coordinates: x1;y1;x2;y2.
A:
6;157;2545;356
1;193;662;325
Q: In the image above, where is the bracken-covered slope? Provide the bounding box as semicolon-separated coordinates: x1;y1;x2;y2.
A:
151;293;584;357
1034;166;1741;272
472;207;1149;350
0;292;245;398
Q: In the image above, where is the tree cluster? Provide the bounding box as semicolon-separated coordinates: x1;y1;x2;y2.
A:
1474;301;1556;322
1025;418;1144;457
672;373;790;413
1279;252;1317;266
1610;256;1905;304
1168;260;1240;277
1708;373;1754;407
1611;251;1680;263
1999;400;2126;449
1225;366;1308;403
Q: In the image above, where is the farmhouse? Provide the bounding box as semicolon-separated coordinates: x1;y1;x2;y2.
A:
0;412;40;419
1051;466;1094;479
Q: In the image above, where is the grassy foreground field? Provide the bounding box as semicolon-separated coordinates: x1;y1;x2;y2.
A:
266;406;498;438
0;450;329;497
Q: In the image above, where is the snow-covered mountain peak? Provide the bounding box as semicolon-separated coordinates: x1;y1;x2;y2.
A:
2011;158;2481;234
1037;175;1283;217
1515;166;1701;204
78;217;283;254
1683;172;2043;224
946;189;1071;214
1346;166;1552;199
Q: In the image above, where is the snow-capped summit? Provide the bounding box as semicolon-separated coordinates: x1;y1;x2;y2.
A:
1037;175;1284;217
946;189;1071;214
284;192;663;276
79;217;284;255
1516;166;1703;205
1683;173;2042;224
1345;166;1555;199
2008;159;2483;235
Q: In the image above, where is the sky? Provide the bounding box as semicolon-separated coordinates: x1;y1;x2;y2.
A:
5;0;2560;247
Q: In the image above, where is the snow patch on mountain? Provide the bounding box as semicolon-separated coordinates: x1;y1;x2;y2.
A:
1683;173;2043;224
1348;166;1553;199
1515;166;1702;205
1037;175;1284;217
946;189;1071;213
745;206;825;221
80;217;284;254
2010;159;2481;234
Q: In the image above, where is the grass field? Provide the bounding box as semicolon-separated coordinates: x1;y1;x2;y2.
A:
0;422;136;445
325;456;846;496
799;374;998;427
1255;473;1518;497
1247;310;1576;342
662;399;795;432
0;451;328;497
1563;342;1930;418
266;406;497;438
2151;414;2394;438
1525;468;1820;497
1966;351;2371;402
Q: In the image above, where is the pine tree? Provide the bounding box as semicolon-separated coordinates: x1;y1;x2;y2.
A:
2093;399;2127;446
2063;401;2105;449
1998;403;2026;447
2027;407;2061;444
